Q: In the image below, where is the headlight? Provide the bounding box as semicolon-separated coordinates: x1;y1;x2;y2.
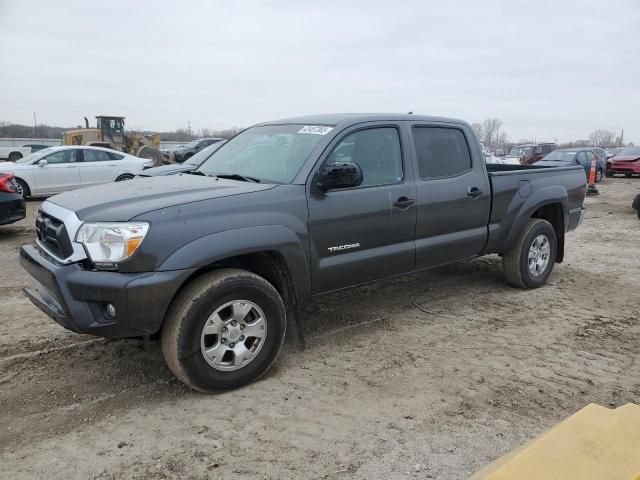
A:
143;161;153;168
76;222;149;266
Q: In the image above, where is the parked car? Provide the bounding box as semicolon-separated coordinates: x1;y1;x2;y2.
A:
0;174;26;225
504;143;556;165
20;113;587;392
22;144;52;153
139;141;226;177
0;145;31;162
172;138;225;163
606;146;640;177
0;146;153;198
536;148;605;182
494;148;507;157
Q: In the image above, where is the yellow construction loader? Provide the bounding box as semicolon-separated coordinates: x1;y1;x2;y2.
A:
63;116;167;166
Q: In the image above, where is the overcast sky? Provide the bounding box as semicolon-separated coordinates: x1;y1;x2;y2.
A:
1;0;638;143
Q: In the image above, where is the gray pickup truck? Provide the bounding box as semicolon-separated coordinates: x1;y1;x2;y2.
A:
20;114;587;391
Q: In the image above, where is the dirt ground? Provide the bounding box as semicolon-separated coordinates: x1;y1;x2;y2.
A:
1;179;639;479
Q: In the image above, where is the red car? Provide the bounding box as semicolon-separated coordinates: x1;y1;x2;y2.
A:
607;146;640;177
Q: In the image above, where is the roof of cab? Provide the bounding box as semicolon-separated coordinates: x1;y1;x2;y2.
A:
257;113;470;128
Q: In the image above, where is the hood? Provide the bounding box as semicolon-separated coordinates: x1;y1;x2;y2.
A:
138;164;196;177
0;161;30;171
611;155;640;162
47;174;277;221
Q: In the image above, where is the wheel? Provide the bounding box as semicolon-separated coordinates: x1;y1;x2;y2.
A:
138;147;165;167
596;169;603;183
161;268;286;392
14;178;30;198
625;173;632;178
8;152;22;162
605;170;614;178
115;174;134;181
503;218;557;289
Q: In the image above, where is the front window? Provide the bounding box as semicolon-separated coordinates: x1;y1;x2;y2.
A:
542;151;576;161
197;124;330;183
618;146;640;156
508;146;534;156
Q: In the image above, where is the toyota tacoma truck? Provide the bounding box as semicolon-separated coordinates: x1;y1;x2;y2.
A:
20;114;587;392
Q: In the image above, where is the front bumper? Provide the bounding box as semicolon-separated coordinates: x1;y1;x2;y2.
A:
0;193;26;226
20;244;195;338
608;162;640;175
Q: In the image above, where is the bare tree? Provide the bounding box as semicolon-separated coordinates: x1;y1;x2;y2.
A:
471;122;485;141
481;118;503;147
588;130;615;148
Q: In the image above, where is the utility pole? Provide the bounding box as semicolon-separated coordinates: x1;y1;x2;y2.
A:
187;121;192;137
33;112;38;138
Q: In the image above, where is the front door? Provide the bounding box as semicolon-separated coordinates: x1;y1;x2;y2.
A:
33;149;80;194
410;124;491;268
307;124;417;293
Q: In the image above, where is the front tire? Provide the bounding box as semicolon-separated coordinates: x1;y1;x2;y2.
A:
161;268;286;392
503;218;557;289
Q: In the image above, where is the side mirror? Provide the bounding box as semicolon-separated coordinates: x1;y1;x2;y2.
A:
38;159;48;167
316;161;363;191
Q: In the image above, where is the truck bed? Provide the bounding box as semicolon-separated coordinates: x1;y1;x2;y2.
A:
483;163;587;254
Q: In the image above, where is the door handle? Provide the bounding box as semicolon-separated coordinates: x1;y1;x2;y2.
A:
467;186;482;198
393;196;415;209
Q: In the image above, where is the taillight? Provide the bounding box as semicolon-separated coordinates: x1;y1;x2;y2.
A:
0;174;17;193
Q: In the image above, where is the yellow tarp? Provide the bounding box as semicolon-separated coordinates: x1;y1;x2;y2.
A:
472;403;640;480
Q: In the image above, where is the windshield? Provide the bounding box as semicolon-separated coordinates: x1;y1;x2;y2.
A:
15;147;56;164
185;141;226;166
542;151;576;162
508;146;534;156
618;146;640;156
197;124;330;183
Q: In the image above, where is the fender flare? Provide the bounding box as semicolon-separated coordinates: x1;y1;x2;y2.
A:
503;185;569;251
158;225;311;302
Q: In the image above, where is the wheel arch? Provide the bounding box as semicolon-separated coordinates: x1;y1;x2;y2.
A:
158;225;311;307
503;186;568;262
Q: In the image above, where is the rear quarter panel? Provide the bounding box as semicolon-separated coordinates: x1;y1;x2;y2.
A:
484;166;586;253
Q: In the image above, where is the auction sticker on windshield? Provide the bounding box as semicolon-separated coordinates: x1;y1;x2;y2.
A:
298;125;334;135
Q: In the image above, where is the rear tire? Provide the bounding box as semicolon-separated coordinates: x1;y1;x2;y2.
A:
503;218;557;289
605;170;614;178
161;268;286;392
8;152;22;162
14;178;30;198
596;169;603;182
115;174;134;181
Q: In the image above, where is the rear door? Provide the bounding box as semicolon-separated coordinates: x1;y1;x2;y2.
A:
78;149;123;186
410;124;491;268
33;149;81;194
307;123;417;293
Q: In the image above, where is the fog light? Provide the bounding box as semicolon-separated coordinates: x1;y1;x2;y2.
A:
105;303;116;319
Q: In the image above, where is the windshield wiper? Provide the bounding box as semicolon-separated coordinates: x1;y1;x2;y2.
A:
214;173;261;183
186;170;206;176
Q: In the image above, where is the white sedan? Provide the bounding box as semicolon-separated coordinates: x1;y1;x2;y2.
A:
0;146;153;197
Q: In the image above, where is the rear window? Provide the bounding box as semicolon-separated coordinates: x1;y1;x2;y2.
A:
412;127;472;179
